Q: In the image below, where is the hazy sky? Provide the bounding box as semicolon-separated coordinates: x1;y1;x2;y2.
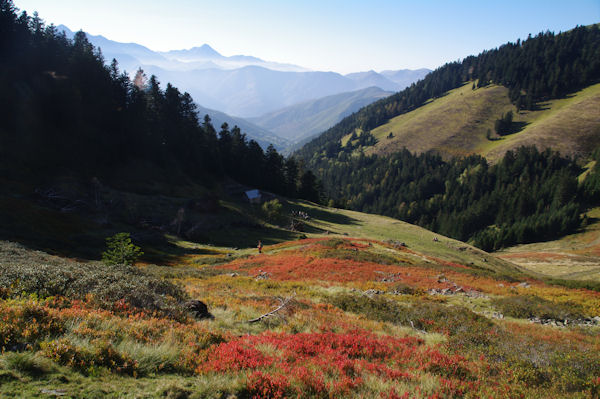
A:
13;0;600;74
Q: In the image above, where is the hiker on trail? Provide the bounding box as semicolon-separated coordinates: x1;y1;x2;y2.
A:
257;240;263;254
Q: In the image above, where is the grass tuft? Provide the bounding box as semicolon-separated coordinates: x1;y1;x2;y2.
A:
1;351;54;376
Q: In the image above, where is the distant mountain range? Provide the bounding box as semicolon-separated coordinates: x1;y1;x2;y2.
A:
344;69;430;92
57;25;308;74
57;25;429;148
380;69;434;90
159;44;309;73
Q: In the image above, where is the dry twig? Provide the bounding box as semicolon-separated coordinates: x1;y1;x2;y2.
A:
246;293;296;323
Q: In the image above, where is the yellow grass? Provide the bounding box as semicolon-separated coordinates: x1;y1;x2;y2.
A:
340;128;363;147
366;82;600;162
579;161;597;184
485;83;600;162
368;83;514;159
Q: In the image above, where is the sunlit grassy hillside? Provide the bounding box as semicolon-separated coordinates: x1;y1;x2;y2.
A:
366;82;600;162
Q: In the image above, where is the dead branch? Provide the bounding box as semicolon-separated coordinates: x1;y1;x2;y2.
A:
409;320;427;334
246;293;296;323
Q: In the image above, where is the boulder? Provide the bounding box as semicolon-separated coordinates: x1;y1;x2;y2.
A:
364;289;384;297
185;300;214;320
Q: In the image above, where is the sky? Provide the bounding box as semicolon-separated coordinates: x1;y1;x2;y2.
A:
12;0;600;74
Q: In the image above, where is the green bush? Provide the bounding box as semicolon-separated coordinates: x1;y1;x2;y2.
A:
319;238;345;248
390;283;418;295
0;242;187;319
318;248;399;265
486;330;600;392
159;384;192;399
544;277;600;293
329;293;494;339
261;199;283;222
491;295;585;320
102;232;143;266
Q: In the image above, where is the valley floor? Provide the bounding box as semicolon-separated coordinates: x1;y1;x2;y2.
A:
497;208;600;281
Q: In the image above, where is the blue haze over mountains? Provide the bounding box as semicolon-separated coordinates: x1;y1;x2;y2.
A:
57;25;430;149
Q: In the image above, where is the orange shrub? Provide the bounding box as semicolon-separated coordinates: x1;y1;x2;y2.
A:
0;299;64;351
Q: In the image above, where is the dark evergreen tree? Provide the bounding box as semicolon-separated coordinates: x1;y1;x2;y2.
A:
494;111;514;135
298;170;321;203
0;1;312;201
283;158;299;198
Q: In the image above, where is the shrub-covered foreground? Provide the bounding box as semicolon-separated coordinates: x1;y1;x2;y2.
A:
1;237;600;398
0;241;187;319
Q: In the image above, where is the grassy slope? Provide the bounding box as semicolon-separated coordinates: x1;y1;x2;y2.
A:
484;83;600;162
368;83;512;159
281;199;521;277
140;196;522;281
189;193;523;267
365;82;600;162
2;189;600;397
0;168;518;278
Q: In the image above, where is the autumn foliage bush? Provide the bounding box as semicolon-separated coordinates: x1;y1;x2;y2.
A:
1;237;600;397
198;330;427;397
188;329;514;398
0;300;64;352
245;371;290;399
41;338;138;376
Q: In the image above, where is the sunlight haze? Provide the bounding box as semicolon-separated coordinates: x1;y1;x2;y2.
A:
12;0;599;74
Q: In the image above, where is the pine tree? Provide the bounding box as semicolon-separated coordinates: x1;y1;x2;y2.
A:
102;233;143;266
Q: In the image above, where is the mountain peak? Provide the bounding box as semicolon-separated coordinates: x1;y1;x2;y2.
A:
56;24;74;36
161;44;223;60
186;44;222;58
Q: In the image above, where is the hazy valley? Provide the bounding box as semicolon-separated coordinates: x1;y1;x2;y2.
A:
57;25;429;150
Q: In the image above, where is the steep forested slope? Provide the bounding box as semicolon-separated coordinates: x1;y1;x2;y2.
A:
0;1;319;200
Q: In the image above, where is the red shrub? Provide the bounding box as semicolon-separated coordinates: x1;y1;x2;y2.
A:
246;371;290;399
